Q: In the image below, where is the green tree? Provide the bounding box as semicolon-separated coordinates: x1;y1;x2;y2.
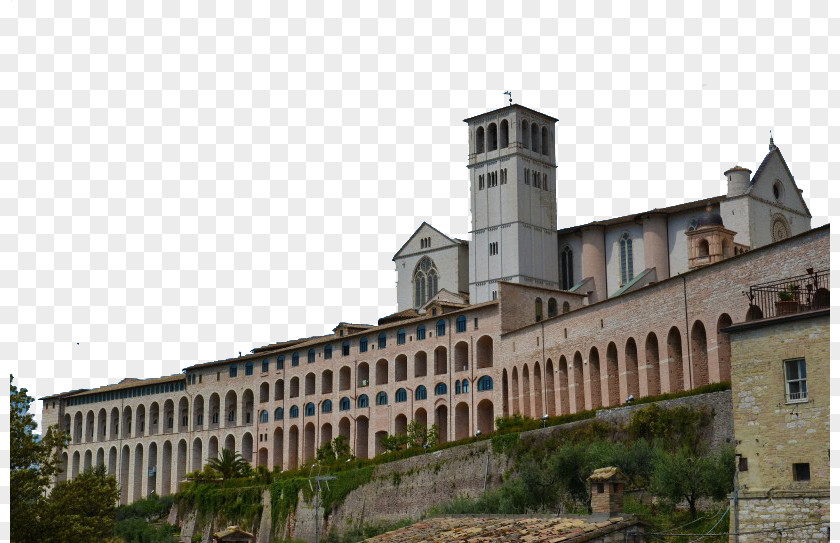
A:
40;465;121;543
10;375;68;543
649;446;735;518
406;421;439;449
206;449;251;480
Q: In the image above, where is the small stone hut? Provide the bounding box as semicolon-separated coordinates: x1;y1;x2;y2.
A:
213;525;255;543
588;467;627;515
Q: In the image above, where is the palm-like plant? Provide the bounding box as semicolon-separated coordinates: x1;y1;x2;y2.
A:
206;449;250;480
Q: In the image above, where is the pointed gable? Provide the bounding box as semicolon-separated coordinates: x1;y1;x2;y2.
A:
748;146;811;217
392;221;463;261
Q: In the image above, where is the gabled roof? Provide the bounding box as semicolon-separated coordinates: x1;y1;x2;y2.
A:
392;221;466;261
377;308;421;326
421;288;469;310
747;144;812;216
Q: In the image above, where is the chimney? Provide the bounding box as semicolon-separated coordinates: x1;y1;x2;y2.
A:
588;467;627;515
724;166;751;197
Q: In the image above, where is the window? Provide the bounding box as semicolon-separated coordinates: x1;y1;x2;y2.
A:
245;361;254;376
488;122;497;151
274;407;283;421
417;325;426;340
262;359;269;373
534;170;541;189
324;345;332;360
456;315;467;333
434;382;447;395
277;356;284;370
541;126;549;155
620;233;634;285
260;410;268;423
397;328;406;345
360;337;368;353
524;167;530;185
227;410;234;423
213;412;219;424
543;173;548;189
547;298;558;318
501;168;507;184
492;290;497;300
477;376;493;391
375;391;388;406
339;397;350;411
307;349;316;363
357;394;369;408
305;403;315;417
292;353;300;367
413;256;439;308
455;380;461;394
793;463;810;481
474;317;479;329
378;332;387;349
489;241;498;256
342;341;350;356
563;301;570;314
461;378;469;393
785;359;807;402
561;246;574;290
395;388;407;402
479;174;484;190
415;386;427;400
229;364;238;378
436;320;446;337
500;119;509;148
476;125;485;153
535;298;543;322
289;405;299;418
322;400;332;413
197;414;203;426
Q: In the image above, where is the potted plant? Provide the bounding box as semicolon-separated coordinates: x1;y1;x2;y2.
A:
775;284;800;315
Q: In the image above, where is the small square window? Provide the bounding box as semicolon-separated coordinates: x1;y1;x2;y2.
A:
738;456;748;472
596;483;604;494
793;463;810;481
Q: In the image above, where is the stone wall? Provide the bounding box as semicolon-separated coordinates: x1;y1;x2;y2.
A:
733;492;829;542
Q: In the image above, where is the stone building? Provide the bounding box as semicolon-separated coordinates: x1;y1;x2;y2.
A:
724;281;829;541
39;104;828;505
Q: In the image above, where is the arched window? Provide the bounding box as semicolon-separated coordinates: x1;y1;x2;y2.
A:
397;328;406;345
259;410;268;423
274;407;283;420
434;382;447;396
456;315;467;333
276;355;284;370
375;391;388;406
500;119;509;148
395;388;407;402
321;400;332;413
562;301;571;314
415;385;427;401
455;380;461;394
292;352;300;367
360;337;368;353
541;126;549;155
308;348;316;363
476;126;485;153
262;359;269;373
413;257;439;308
324;345;332;360
531;123;539;152
462;379;469;393
561;246;574;290
488;123;498;151
339;397;350;411
521;120;529;149
547;298;558;318
428;269;438;299
620;233;634;285
417;325;426;340
357;394;369;408
378;332;387;349
342;341;350;356
289;405;299;418
535;298;543;322
436;319;446;336
477;376;493;391
698;239;710;258
305;403;315;417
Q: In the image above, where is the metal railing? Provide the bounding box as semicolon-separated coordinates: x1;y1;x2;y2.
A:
746;269;829;320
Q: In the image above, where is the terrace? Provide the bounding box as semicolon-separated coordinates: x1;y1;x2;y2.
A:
745;269;829;321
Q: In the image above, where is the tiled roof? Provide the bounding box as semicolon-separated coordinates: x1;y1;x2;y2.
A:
587;467;627;482
42;374;185;400
364;515;638;542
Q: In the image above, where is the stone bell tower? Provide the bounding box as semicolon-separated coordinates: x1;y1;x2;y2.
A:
464;104;560;304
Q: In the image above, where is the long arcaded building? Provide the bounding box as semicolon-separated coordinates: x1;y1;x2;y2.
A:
41;103;828;504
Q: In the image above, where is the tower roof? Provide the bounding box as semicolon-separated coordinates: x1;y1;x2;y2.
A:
463;103;558;124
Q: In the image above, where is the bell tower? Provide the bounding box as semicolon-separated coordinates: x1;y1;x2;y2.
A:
464;104;560;303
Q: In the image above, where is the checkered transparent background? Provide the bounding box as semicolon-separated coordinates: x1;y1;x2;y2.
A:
1;0;838;539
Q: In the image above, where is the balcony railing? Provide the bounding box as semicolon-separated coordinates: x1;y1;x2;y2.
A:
746;269;829;321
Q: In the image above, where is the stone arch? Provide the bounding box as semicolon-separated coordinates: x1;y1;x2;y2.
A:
625;338;640;400
414;407;427;428
521;119;530;148
178;396;190;432
531;122;539;152
355;416;369;459
717;313;733;382
645;332;661;396
259;382;269;403
476;125;485;153
147;442;157;495
96;447;105;468
274;379;285;401
454;402;470;440
691;320;709;388
558;356;570;415
521;364;531;418
71;450;80;479
132;443;144;502
84;448;92;471
224;434;236;452
97;408;107;441
511;366;520;415
242;432;254;464
395;354;407;382
588;347;602;409
414;351;428;378
148;402;159;435
487;122;498;151
163;399;174;433
477;399;494;434
176;439;187;492
545;358;556;416
338;367;351;391
454;341;469;372
745;305;763;321
338;417;351;442
193;395;205;430
375;358;388;385
357;362;370;387
224;391;237;427
119;445;130;503
287;426;299;470
667;327;685;393
303;423;316;463
533;361;544;417
305;372;316;396
434;346;447;375
435;404;448;444
374;430;388;456
320;422;333;447
240;389;254;425
208;394;220;429
191;437;203;473
289;377;300;398
476;335;493;369
72;412;82;443
500;119;509;147
572;352;585;413
321;369;334;394
108;446;117;477
501;368;509;417
541;126;549;154
161;441;172;497
272;428;284;471
85;410;95;442
58;451;69;482
122;405;133;438
394;414;407;436
257;448;268;468
605;342;620;406
208;436;219;464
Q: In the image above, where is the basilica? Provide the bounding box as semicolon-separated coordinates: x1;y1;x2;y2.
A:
41;103;827;506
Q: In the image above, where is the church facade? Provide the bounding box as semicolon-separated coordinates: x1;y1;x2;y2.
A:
40;104;828;505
